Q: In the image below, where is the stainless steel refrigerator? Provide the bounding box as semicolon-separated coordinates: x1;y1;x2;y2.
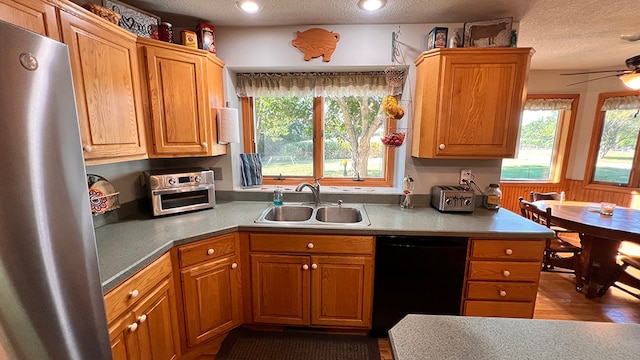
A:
0;20;112;359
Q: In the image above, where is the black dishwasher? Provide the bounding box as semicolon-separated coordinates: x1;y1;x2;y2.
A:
371;235;468;337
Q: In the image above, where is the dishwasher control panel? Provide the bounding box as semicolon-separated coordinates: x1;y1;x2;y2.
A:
431;185;475;212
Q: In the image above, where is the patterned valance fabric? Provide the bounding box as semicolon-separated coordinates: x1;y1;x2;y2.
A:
236;70;406;98
601;95;640;111
524;98;574;111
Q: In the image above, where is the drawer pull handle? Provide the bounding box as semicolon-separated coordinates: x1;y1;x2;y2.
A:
502;270;511;277
231;262;238;269
302;264;309;271
505;248;513;255
128;322;138;332
311;263;318;270
137;314;147;323
207;248;215;255
129;289;139;298
499;290;507;297
307;242;314;249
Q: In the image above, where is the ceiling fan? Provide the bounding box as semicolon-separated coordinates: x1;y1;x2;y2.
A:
561;54;640;89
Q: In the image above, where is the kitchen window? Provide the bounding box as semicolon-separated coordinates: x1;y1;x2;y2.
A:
500;94;578;183
238;71;405;187
585;92;640;188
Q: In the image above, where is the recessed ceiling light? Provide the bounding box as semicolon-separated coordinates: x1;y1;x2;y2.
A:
358;0;387;11
236;0;261;14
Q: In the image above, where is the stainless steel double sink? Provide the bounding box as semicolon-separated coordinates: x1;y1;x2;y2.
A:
254;202;371;226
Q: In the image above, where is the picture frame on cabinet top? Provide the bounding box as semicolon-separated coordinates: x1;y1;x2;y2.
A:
102;0;160;38
463;17;512;48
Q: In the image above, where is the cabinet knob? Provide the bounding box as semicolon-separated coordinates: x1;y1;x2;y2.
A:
505;248;513;255
83;144;92;152
502;270;511;277
311;263;318;270
231;262;238;269
128;322;138;332
129;289;139;298
439;144;445;150
302;264;309;270
499;290;507;297
207;248;215;255
201;142;208;149
307;242;314;249
137;314;147;323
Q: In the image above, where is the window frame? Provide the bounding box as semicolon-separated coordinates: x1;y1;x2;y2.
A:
584;91;640;191
500;93;579;184
241;96;396;187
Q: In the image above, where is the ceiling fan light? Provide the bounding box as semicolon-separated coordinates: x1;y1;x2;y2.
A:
358;0;387;11
620;73;640;90
236;1;261;14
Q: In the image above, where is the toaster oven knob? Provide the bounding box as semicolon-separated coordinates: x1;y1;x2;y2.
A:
464;199;472;206
194;175;202;183
445;198;452;205
168;178;176;185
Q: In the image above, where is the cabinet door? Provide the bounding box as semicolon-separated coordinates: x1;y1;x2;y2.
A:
435;51;529;157
108;313;141;360
251;254;310;325
181;256;242;348
143;45;210;156
131;277;180;360
0;0;60;40
204;55;228;156
310;255;373;328
59;10;147;163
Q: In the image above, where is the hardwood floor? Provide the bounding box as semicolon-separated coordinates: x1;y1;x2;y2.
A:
378;270;640;360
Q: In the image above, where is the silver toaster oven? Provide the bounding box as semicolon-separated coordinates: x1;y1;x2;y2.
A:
431;185;475;213
143;168;215;216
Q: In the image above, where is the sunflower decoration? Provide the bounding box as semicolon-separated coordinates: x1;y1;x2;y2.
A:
382;96;405;120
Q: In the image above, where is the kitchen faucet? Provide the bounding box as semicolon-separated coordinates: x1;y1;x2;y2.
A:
295;179;321;206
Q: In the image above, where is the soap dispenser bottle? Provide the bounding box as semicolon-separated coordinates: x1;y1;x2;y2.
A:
273;186;283;207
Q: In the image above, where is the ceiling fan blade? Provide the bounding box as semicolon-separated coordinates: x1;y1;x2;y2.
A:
561;69;626;75
565;73;622;86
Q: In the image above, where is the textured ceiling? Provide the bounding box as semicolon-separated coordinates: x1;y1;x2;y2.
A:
124;0;640;70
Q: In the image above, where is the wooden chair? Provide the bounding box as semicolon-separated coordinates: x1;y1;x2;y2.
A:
597;243;640;299
519;196;584;291
529;191;580;241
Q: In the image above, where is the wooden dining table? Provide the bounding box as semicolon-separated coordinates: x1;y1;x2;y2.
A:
533;200;640;298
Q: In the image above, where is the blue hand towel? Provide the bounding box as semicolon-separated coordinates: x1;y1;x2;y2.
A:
240;153;263;187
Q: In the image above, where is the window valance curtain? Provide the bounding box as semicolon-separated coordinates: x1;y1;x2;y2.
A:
236;70;404;98
524;98;574;110
601;95;640;110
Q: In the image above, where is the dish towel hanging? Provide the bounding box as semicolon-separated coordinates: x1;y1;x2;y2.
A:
240;153;263;187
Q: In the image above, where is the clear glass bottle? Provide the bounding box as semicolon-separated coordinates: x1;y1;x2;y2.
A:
401;175;414;209
484;183;502;210
273;186;283;207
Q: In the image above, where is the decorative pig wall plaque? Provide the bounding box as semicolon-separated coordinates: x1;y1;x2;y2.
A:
292;28;340;62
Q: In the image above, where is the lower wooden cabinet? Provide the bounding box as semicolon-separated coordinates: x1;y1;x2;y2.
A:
248;233;374;329
177;233;242;348
462;238;545;318
104;253;181;360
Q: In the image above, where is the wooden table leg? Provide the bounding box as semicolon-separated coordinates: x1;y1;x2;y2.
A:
580;234;621;299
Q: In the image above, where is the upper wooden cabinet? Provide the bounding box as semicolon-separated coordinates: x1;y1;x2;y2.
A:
58;4;147;164
0;0;60;40
138;38;227;158
411;48;533;158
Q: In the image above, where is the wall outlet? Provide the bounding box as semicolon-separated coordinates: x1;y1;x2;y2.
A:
460;169;472;185
210;167;223;180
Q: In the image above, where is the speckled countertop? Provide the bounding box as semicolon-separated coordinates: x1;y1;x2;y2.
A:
389;314;640;359
95;201;554;292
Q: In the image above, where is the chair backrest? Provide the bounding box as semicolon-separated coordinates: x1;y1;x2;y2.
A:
529;191;560;202
518;196;552;229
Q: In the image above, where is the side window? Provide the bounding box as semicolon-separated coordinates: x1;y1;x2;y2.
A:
586;93;640;188
501;95;578;182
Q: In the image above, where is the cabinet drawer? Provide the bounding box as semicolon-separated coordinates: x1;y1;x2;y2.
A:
250;233;374;255
468;261;541;282
466;281;538;301
470;239;545;261
179;233;236;268
104;252;172;323
463;300;534;318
